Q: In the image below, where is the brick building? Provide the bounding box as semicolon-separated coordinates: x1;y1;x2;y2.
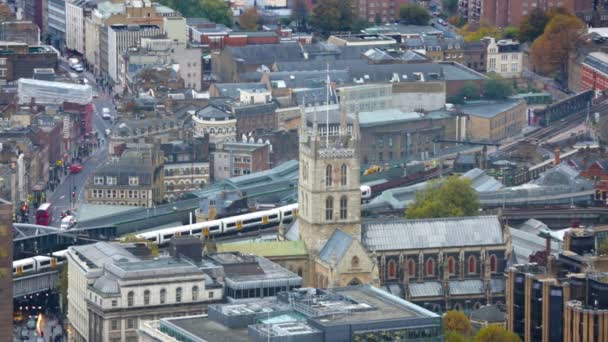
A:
460;100;527;142
353;0;410;23
581;51;608;92
0;199;12;341
0;21;41;46
0;42;58;83
212;141;271;181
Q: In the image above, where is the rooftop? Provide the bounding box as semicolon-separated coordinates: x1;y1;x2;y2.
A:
164;316;250;342
584;52;608;75
358;109;449;127
217;240;308;258
459;99;524;118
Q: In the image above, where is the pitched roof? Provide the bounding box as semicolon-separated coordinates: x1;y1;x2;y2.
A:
470;305;506;323
362;216;504;251
318;229;354;265
408;281;442;297
449;279;484;295
217;240;308;257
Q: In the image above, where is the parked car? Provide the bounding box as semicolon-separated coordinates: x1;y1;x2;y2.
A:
102;107;111;120
70;164;83;174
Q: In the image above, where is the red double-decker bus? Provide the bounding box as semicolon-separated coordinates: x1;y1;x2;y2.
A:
35;203;52;226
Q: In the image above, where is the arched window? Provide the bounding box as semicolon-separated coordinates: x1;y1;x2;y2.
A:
340;164;347;186
325;196;333;221
468;256;477;274
351;256;359;268
325;165;332;186
408;259;416;277
127;291;134;307
143;290;150;305
426;258;435;277
448;257;455;275
340;196;348;220
160;289;166;304
189;286;197;302
176;287;182;303
297;268;303;277
388;260;397;278
453;303;462;311
490;255;498;273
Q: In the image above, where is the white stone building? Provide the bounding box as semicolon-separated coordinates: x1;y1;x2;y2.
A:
485;37;523;78
190;105;237;144
65;0;88;54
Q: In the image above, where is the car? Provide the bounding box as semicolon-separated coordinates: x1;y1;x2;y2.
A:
26;317;36;330
73;64;84;72
70;164;83;174
105;128;111;137
102;107;111;120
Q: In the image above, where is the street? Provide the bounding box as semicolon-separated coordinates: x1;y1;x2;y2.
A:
45;59;117;226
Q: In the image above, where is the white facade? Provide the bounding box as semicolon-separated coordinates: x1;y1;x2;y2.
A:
65;0;86;54
486;38;523;78
239;88;271;105
84;15;101;75
107;25;163;82
163;16;187;44
191;115;237;144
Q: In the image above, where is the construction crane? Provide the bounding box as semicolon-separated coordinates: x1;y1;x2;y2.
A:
432;138;501;169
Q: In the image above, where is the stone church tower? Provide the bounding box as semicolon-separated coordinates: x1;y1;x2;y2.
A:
297;104;361;253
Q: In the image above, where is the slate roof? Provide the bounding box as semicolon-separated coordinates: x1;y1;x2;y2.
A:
92;275;119;294
318;229;354;265
214;83;268;99
269;70;350;88
584;52;608;76
362;216;504;251
449;279;484;295
461;168;504;192
459;100;524;118
470;305;506;323
408;281;442;297
196;105;233;120
227;44;304;65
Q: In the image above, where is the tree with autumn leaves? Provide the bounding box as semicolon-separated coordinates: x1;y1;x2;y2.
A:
443;310;521;342
239;7;259;31
530;13;585;79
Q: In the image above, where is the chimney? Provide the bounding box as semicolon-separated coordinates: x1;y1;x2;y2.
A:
554;148;561;165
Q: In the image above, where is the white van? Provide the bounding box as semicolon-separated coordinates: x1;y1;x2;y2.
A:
60;215;75;230
102;107;111;120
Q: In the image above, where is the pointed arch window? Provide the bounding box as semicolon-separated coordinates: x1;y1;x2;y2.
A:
325;165;332;187
325;196;333;221
387;260;397;279
340;164;347;186
448;257;455;275
468;256;477;274
490;254;498;273
340;196;348;220
426;258;435;277
408;259;416;277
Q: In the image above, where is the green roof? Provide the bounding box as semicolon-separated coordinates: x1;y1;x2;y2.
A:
217;240;308;257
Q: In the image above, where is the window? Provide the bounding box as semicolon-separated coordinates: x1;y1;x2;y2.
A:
111;319;119;330
127;318;135;329
0;58;6;66
144;290;150;305
209;291;214;299
192;286;199;301
106;177;117;185
325;165;332;186
340;164;347;186
129;176;139;186
176;287;182;303
94;176;104;185
489;58;496;70
511;63;518;72
490;255;497;273
408;259;415;277
387;260;397;278
111;300;117;307
351;256;359;268
340;196;347;220
501;54;508;61
325;196;333;221
160;289;166;304
127;291;134;307
426;258;435;277
468;256;477;274
500;64;508;73
448;257;455;275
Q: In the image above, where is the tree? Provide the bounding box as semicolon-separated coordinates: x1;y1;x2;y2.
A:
460;23;502;42
399;4;431;25
530;13;585;79
448;81;480;104
310;0;354;34
292;0;309;29
473;325;521;342
445;331;468;342
598;238;608;255
405;176;479;219
200;0;233;27
483;78;514;99
0;3;14;21
502;26;519;39
518;8;548;42
239;7;259;31
443;0;458;15
444;311;472;336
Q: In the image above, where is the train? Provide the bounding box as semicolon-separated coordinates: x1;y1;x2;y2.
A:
13;249;67;277
11;186;374;272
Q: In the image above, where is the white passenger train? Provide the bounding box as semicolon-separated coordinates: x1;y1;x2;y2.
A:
12;186;373;274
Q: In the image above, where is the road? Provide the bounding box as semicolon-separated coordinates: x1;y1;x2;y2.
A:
46;60;117;226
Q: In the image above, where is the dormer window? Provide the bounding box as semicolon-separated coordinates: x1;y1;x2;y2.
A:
106;177;117;185
129;176;139;186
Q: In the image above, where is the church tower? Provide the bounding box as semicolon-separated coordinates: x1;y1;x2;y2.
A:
298;102;361;253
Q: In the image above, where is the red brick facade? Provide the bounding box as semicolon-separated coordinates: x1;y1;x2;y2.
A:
581;63;608;92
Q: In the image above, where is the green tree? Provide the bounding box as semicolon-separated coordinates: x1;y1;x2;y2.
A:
502;26;519;39
444;310;472;336
310;0;353;34
530;13;585;78
460;23;502;42
483;78;514;99
200;0;233;27
239;7;259;30
518;8;548;42
445;331;468;342
448;81;480;104
399;4;431;25
291;0;309;29
443;0;458;15
598;238;608;255
57;265;68;314
405;176;479;219
473;325;521;342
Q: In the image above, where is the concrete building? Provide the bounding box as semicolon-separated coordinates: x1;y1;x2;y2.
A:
485;38;523;78
47;0;67;51
139;286;444;342
460;100;527;142
506;227;608;342
190;104;237;145
84;145;164;207
0;199;12;340
212;141;271;181
0;21;41;46
107;24;163;82
0;43;58;83
581;51;608;93
160;138;210;202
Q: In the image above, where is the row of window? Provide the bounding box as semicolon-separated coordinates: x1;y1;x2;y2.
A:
326;196;348;221
125;286;211;308
325;164;348;187
164;168;208;176
385;254;499;279
91;189;147;199
93;176;139;186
